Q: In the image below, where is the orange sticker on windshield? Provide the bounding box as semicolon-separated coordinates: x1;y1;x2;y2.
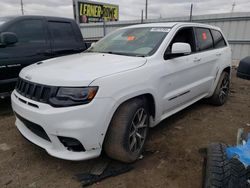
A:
127;36;136;41
202;32;207;40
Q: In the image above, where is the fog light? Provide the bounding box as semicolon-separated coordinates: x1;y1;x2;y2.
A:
58;136;85;152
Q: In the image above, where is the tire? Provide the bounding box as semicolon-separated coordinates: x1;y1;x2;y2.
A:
104;98;149;163
204;143;231;188
228;158;248;188
204;143;249;188
208;71;230;106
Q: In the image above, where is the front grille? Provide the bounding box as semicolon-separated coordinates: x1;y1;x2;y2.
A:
16;78;58;104
15;113;51;142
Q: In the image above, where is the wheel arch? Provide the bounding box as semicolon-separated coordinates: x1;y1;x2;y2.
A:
208;65;232;97
223;66;232;76
113;93;156;120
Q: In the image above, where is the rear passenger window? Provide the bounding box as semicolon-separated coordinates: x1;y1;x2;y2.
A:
195;28;213;51
8;19;46;43
48;22;76;42
211;29;227;48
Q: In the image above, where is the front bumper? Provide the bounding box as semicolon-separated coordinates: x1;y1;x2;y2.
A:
11;90;115;161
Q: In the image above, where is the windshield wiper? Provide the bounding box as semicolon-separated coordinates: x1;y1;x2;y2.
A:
85;51;146;57
103;51;127;55
102;51;146;57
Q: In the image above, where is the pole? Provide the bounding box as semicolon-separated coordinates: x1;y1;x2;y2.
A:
103;20;106;37
72;0;77;20
189;3;193;22
145;0;148;20
231;2;236;13
141;9;144;23
21;0;24;15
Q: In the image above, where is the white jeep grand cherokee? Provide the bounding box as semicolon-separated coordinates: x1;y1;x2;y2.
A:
11;22;231;162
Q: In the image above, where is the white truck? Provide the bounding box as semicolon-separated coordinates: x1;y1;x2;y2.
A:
11;22;232;163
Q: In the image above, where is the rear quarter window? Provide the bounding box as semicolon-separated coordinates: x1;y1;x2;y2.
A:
211;29;227;48
195;28;213;51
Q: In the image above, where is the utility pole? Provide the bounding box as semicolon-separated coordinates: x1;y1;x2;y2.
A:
141;9;144;23
21;0;24;15
145;0;148;20
72;0;77;20
189;3;193;22
231;1;236;12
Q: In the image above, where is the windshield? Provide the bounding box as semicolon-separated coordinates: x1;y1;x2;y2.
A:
0;17;13;26
88;27;170;57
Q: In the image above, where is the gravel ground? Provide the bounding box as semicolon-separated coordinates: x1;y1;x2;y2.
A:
0;69;249;188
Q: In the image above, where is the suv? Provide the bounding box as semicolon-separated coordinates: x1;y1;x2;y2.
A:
0;16;88;98
11;22;232;163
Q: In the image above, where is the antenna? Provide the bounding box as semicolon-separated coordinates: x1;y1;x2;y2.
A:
21;0;24;15
231;1;236;12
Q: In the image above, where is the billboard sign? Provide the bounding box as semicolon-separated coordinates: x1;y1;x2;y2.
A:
74;0;119;23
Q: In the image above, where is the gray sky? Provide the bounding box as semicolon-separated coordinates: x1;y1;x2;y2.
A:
0;0;250;20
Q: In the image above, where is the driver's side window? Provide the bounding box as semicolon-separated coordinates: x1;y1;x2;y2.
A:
165;27;196;58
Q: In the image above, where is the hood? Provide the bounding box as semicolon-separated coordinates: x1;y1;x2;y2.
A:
20;52;146;86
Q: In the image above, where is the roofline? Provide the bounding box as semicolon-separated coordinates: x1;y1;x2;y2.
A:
0;15;75;22
121;22;221;31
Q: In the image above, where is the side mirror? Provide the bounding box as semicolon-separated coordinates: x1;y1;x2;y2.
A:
0;32;18;46
171;42;191;55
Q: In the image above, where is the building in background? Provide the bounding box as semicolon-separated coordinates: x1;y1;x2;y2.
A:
73;0;119;24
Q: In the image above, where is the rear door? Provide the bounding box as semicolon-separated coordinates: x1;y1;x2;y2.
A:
0;18;50;93
48;21;81;57
193;27;218;92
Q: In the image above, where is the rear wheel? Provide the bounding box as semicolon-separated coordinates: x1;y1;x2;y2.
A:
104;98;149;163
208;71;230;106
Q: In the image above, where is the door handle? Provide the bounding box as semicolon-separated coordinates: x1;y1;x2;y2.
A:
193;58;201;62
216;53;222;57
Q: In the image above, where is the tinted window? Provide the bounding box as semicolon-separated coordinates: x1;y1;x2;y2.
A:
8;19;46;43
48;22;76;42
167;27;196;53
89;27;170;56
195;28;213;51
0;17;13;26
211;29;227;48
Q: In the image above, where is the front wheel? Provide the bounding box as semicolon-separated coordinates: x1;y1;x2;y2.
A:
104;98;149;163
208;71;230;106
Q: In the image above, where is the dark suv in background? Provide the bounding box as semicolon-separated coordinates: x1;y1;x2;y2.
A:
0;16;88;98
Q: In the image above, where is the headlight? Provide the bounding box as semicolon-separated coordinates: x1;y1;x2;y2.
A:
49;87;98;107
